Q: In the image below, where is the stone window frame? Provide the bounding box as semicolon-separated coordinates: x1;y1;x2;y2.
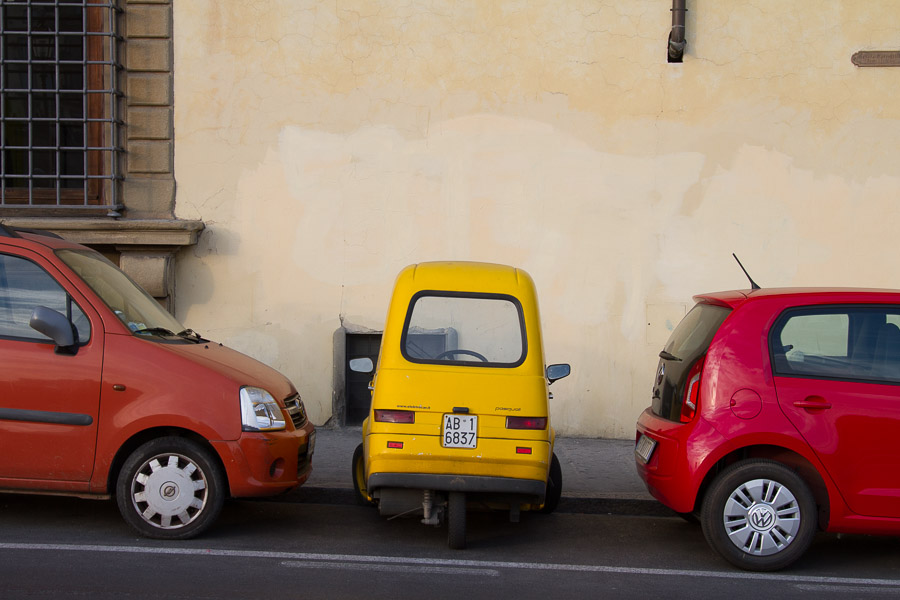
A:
2;0;203;313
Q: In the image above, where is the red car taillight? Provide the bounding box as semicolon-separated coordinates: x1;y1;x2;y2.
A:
374;409;415;424
680;358;705;423
506;416;548;430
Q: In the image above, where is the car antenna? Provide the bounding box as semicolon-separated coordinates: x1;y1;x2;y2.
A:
732;254;761;290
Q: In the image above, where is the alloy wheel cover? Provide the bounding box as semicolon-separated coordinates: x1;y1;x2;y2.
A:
722;477;801;556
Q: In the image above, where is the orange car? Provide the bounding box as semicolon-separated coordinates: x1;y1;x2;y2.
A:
0;225;314;539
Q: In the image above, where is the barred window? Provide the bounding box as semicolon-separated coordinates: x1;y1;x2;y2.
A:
0;0;120;213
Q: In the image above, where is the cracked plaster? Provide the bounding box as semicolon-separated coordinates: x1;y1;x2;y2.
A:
173;0;900;436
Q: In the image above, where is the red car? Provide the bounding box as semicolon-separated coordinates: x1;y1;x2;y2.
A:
636;287;900;570
0;225;315;539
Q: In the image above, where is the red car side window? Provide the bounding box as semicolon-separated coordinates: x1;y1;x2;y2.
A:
772;307;900;384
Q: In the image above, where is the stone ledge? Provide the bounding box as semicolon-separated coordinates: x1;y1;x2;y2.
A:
0;217;204;247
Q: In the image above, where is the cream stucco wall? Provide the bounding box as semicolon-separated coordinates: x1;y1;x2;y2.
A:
172;1;900;438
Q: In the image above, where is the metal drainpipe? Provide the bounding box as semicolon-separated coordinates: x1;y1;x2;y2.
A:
668;0;687;63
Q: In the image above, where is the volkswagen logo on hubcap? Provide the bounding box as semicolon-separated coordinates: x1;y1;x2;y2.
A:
748;504;776;532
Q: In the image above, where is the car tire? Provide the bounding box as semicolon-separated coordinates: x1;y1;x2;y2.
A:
116;436;225;540
351;443;375;506
701;459;817;571
540;453;563;514
447;492;467;549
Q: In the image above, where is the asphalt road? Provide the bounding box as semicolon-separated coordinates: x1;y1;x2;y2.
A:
2;493;900;599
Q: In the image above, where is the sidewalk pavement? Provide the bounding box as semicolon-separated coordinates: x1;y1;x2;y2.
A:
286;427;674;517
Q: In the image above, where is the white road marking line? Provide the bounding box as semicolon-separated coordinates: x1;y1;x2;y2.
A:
793;584;900;595
280;560;499;576
2;543;899;588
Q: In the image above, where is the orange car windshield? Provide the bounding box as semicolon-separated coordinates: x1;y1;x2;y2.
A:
57;249;187;337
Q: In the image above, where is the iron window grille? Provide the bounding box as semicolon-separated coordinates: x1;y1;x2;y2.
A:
1;0;122;215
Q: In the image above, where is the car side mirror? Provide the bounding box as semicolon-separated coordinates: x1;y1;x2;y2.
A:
30;306;77;353
349;357;374;373
546;363;570;384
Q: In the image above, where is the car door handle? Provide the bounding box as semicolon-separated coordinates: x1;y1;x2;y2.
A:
793;397;832;410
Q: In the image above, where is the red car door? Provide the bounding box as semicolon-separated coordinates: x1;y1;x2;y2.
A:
771;307;900;518
0;250;103;485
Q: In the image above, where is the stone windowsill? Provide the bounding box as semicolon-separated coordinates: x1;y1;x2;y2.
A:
0;217;204;247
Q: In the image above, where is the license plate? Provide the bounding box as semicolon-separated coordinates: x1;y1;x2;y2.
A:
308;430;316;456
442;414;478;448
635;434;656;463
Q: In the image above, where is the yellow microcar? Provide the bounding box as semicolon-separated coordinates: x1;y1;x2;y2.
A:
350;262;570;548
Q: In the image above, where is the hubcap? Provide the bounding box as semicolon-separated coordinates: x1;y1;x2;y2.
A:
131;452;208;530
722;478;801;556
